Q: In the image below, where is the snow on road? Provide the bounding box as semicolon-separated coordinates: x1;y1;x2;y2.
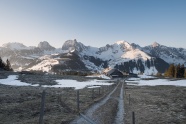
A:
114;81;124;124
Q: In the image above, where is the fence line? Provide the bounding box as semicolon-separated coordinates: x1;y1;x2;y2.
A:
39;90;46;124
36;83;117;123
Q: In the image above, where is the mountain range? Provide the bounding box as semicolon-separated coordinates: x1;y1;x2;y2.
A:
0;40;185;75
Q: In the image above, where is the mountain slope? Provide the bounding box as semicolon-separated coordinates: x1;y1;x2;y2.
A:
59;40;165;74
0;41;63;71
142;42;186;66
0;40;185;75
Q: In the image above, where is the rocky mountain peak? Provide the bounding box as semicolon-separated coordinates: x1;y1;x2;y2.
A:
152;42;160;48
62;39;86;52
115;40;128;45
114;40;133;51
131;43;141;49
38;41;55;50
2;42;28;50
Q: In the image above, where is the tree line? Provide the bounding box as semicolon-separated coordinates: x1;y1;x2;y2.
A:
164;64;186;78
0;57;13;71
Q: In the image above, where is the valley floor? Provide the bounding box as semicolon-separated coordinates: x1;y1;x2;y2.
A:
0;71;186;124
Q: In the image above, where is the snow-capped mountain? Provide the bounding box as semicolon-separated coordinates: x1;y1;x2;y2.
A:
141;42;186;66
2;42;32;50
0;41;62;71
0;40;185;75
38;41;55;51
59;39;169;74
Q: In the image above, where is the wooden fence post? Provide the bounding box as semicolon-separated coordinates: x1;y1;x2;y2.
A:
102;86;104;94
92;88;94;99
39;90;46;124
99;87;100;95
76;90;80;113
132;111;135;124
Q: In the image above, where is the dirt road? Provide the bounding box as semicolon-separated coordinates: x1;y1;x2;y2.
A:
71;80;126;124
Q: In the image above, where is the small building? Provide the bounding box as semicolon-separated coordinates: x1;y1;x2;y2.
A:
104;68;124;78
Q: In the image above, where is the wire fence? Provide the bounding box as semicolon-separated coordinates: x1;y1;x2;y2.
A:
37;83;117;124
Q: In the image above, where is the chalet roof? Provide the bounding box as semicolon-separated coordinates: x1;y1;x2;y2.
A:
102;67;112;73
107;68;117;75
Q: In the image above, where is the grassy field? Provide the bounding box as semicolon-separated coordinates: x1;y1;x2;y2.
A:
0;71;116;124
0;71;186;124
124;85;186;124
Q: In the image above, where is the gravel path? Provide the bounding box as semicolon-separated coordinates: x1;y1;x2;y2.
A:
71;82;121;124
114;81;125;124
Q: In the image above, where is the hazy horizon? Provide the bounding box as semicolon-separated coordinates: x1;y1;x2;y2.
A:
1;40;185;49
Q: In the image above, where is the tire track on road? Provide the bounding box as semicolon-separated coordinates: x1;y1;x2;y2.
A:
71;82;121;124
114;81;124;124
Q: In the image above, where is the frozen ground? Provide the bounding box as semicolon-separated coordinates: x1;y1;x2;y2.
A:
127;77;186;87
44;79;113;89
1;74;185;88
0;75;38;86
0;75;113;89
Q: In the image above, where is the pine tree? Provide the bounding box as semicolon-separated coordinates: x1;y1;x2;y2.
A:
175;64;185;78
180;64;185;78
175;64;181;78
146;59;150;68
5;59;13;71
0;57;3;69
168;64;175;77
164;69;168;77
0;57;13;71
165;64;185;78
0;57;6;70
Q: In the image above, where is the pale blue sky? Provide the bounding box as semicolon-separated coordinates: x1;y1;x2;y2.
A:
0;0;186;48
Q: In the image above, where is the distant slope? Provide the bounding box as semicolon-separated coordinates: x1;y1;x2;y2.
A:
141;42;186;66
0;40;185;74
0;41;63;71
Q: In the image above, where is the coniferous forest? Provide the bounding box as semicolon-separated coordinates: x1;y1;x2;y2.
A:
0;57;13;71
164;64;186;78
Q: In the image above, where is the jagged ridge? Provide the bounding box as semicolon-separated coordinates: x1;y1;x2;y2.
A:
0;40;185;75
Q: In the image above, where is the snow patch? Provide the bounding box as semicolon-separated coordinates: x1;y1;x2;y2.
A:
121;49;151;60
127;78;186;87
0;75;32;86
43;79;113;89
0;75;113;89
29;59;58;72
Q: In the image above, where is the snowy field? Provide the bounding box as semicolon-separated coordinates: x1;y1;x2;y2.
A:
44;79;113;89
1;75;186;89
0;75;113;89
0;75;39;86
126;77;186;87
